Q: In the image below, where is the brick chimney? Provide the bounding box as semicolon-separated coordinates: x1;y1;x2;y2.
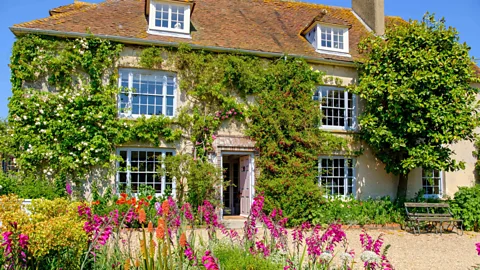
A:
351;0;385;35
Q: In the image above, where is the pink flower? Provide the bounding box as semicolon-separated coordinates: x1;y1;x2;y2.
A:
211;135;217;140
202;250;219;270
476;243;480;256
181;203;194;222
18;234;29;249
1;231;13;255
66;182;72;195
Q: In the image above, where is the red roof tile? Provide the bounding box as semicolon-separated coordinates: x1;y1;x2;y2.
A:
12;0;389;63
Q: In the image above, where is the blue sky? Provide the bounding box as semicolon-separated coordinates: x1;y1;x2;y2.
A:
0;0;479;119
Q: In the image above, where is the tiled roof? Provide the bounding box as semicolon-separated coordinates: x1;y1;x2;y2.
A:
48;1;95;16
12;0;402;63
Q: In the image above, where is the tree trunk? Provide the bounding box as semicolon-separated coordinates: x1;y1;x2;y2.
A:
397;172;409;200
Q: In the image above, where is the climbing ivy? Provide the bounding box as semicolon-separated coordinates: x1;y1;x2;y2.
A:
8;35;180;182
9;35;345;218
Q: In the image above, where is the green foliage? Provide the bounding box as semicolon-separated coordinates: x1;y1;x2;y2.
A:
0;119;13;157
247;59;345;225
163;154;222;209
352;14;479;197
0;172;65;199
8;35;182;186
450;185;480;231
9;35;124;182
139;46;164;69
0;195;87;270
9;34;344;225
213;243;283;270
118;116;182;146
310;197;404;226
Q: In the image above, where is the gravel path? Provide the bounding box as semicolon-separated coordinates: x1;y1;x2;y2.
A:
344;229;480;270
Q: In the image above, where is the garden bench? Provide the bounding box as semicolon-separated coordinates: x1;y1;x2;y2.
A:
404;202;463;235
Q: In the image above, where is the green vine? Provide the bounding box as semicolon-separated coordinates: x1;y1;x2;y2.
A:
9;35;346;218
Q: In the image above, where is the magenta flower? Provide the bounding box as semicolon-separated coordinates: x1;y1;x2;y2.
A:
18;234;29;249
66;182;72;195
1;231;13;255
202;250;219;270
476;243;480;256
181;203;194;222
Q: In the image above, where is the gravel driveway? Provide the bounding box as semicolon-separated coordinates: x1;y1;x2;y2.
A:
344;229;480;270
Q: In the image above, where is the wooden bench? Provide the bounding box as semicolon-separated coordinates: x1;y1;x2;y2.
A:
404;202;463;235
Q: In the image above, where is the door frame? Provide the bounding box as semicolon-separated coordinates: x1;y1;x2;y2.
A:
219;151;255;219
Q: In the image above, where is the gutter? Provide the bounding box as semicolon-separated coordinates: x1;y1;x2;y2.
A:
9;27;357;68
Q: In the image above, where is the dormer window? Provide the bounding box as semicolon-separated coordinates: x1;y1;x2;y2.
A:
319;26;347;52
148;0;192;38
303;12;351;57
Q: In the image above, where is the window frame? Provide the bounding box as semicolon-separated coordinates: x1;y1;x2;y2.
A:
148;1;191;35
118;68;177;119
316;24;349;54
116;148;176;196
318;156;356;197
421;169;444;199
315;86;357;131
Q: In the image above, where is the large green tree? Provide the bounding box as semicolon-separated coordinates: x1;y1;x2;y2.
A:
352;14;479;199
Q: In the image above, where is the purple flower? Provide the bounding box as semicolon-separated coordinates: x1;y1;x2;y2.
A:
18;234;29;249
202;250;219;270
1;231;13;255
66;182;72;195
255;240;270;257
181;203;194;222
185;245;197;263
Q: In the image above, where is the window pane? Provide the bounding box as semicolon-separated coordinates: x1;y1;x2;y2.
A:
319;158;354;196
118;69;176;117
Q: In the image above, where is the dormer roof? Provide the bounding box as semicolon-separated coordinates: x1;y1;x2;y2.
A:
302;11;352;35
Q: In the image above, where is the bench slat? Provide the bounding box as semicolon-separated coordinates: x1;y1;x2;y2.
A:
408;213;451;217
404;202;450;208
412;217;461;222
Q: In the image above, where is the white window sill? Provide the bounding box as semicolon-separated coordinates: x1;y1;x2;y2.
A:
118;113;174;119
147;29;192;39
316;49;351;58
321;125;358;133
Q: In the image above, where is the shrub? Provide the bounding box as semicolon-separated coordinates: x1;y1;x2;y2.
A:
0;172;65;199
0;195;87;269
163;154;222;209
310;197;404;226
450;185;480;231
213;243;284;270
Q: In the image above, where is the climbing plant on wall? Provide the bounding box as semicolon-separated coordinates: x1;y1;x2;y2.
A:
9;35;345;222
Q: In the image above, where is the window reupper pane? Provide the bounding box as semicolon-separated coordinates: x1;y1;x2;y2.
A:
422;169;441;196
118;69;176;117
116;149;175;194
319;157;354;196
152;3;187;32
318;87;355;129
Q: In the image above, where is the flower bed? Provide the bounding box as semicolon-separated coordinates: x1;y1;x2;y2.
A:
0;193;401;270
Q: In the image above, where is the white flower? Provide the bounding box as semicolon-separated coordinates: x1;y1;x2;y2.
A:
35;122;40;126
39;109;44;114
340;252;354;262
23;115;27;120
360;251;381;264
319;252;333;262
54;138;57;142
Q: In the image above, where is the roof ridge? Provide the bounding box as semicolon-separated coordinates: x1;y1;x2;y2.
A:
260;0;351;10
14;1;101;28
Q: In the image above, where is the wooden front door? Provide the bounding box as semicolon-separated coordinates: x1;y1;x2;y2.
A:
239;156;251;216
